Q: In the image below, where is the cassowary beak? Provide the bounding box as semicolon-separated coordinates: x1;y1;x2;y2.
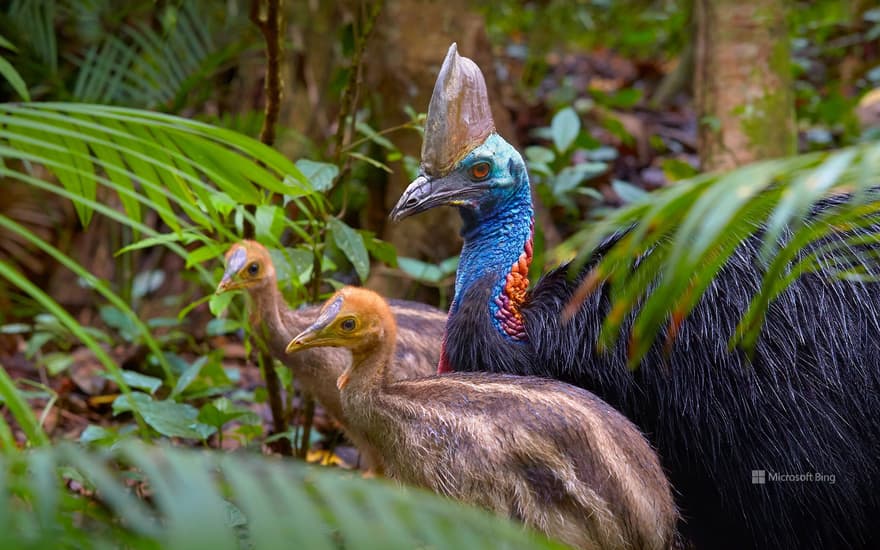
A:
390;172;487;221
391;43;495;222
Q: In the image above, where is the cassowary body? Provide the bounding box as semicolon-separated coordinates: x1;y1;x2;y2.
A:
391;44;880;550
286;287;680;550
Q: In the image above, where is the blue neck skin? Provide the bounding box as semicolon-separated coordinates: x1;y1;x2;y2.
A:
448;134;534;341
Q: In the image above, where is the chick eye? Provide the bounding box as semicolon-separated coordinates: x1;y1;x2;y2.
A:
247;262;259;275
340;318;356;332
468;161;491;181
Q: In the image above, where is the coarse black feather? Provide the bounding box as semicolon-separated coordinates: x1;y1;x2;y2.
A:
443;212;880;550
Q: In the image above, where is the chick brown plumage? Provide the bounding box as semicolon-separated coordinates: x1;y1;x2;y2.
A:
215;241;445;429
286;287;679;550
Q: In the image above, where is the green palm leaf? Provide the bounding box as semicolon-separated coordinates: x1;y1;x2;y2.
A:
71;2;247;110
568;140;880;367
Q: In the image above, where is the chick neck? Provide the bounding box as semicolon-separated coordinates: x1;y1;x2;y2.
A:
245;271;288;348
342;312;398;396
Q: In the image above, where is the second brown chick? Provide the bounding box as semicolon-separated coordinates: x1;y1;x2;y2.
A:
215;241;446;457
287;287;679;550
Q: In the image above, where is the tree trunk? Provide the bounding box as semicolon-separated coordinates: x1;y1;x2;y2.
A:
695;0;795;172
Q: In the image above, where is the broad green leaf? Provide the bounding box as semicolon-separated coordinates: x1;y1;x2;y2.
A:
611;180;649;204
120;371;163;395
295;159;338;192
255;204;284;242
99;305;139;342
209;291;234;316
205;318;239;337
328;218;370;282
79;425;117;445
551;107;580;153
398;257;444;284
187;243;227;268
113;393;216;440
197;397;258;428
525;145;555;164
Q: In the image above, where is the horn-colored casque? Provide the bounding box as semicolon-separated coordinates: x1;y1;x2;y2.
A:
420;43;495;177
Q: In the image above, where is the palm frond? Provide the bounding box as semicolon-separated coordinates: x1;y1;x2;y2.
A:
0;102;314;237
71;3;246;110
0;102;329;431
7;0;57;75
0;441;562;549
567;140;880;366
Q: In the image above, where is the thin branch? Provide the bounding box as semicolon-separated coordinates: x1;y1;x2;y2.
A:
250;0;283;145
330;0;384;189
250;0;292;457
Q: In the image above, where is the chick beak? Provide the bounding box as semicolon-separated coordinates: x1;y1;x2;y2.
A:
285;329;320;354
286;295;343;353
215;273;234;294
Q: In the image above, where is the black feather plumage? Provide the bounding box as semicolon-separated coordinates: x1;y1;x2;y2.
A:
444;222;880;550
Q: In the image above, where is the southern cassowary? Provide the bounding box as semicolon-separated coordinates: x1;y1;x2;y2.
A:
390;44;880;550
286;286;680;550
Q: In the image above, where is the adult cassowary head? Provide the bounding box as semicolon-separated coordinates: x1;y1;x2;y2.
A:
390;43;530;225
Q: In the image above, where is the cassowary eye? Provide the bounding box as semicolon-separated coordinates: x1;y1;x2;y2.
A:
469;161;491;181
340;318;356;332
247;262;259;275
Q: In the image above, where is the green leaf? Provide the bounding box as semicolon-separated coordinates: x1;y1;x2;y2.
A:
0;35;17;52
186;243;226;268
170;356;209;398
0;363;49;447
255;204;284;242
99;305;139;342
355;121;395;150
209;291;234;316
120;371;163;395
611;180;650;204
398;257;445;284
363;233;398;267
525;145;555;165
328;218;370;282
551;107;580;153
41;353;74;376
295;159;338;192
0;56;30;101
205;318;239;337
113;393;216;440
197;397;257;428
347;150;392;173
79;425;118;445
554;163;606;196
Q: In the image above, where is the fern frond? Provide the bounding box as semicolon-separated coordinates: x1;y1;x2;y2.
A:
0;442;563;549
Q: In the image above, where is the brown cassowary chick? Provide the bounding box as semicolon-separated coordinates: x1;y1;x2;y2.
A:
285;287;679;550
215;241;445;447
